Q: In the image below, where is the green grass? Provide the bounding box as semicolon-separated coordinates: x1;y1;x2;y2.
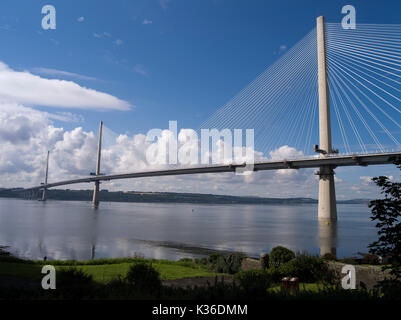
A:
267;282;335;293
0;257;222;283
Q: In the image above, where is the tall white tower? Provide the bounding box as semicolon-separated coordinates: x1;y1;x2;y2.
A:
316;16;337;221
92;121;103;208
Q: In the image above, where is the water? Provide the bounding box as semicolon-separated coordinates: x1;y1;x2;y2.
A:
0;198;377;261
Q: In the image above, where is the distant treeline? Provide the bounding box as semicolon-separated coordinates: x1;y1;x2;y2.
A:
0;188;369;205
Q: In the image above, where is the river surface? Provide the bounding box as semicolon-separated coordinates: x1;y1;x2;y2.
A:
0;198;377;260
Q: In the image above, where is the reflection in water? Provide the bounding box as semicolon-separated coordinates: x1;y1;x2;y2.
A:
0;198;375;260
90;208;99;260
318;220;337;256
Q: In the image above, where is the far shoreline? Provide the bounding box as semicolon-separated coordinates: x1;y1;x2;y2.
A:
0;189;370;205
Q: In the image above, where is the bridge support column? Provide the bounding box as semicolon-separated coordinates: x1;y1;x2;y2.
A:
41;151;50;201
318;166;337;221
317;16;337;221
92;121;103;209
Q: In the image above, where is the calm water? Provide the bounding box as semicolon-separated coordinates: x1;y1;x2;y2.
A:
0;198;377;260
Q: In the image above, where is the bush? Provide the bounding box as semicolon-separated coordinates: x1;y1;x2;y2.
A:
376;279;401;299
214;253;245;274
321;253;337;261
269;246;295;267
54;268;95;299
260;253;269;270
194;257;208;265
207;253;221;265
234;270;272;295
277;253;335;283
57;268;94;287
356;253;381;265
339;257;360;265
266;267;288;284
125;263;162;294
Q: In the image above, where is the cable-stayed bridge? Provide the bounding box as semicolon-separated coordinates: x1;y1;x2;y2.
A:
14;16;401;223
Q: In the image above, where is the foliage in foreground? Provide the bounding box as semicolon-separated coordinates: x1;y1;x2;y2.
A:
0;251;400;300
0;270;387;300
125;262;162;294
369;159;401;291
207;253;245;274
369;159;401;279
269;246;295;267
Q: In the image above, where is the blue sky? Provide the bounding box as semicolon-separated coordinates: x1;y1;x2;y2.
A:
0;0;401;198
1;0;400;134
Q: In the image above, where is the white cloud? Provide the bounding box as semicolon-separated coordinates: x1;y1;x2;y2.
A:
269;145;303;160
0;62;130;111
31;67;97;81
0;104;319;198
143;19;153;25
77;16;84;23
114;39;123;46
0;97;392;199
46;112;85;123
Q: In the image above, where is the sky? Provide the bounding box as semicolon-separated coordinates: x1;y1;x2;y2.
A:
0;0;401;199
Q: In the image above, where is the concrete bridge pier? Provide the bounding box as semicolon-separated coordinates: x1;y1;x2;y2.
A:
92;121;103;209
317;16;337;221
318;166;337;221
41;151;50;201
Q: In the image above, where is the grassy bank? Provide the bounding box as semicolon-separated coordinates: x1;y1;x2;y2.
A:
0;257;223;283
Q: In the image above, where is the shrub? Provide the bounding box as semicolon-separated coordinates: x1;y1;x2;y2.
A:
260;253;269;270
125;263;162;294
215;253;245;274
234;270;272;295
357;253;381;265
277;253;335;283
57;268;94;287
321;253;337;261
265;267;286;283
194;257;208;265
339;257;360;265
269;246;295;267
207;253;221;265
376;279;401;299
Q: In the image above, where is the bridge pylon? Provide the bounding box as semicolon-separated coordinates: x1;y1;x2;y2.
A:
92;121;103;209
316;16;337;221
41;150;50;201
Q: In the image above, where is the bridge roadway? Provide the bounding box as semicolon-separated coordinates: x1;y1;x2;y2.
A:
22;151;401;191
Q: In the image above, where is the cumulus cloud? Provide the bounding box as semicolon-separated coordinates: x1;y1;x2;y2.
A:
143;19;153;25
77;16;84;22
269;145;303;160
0;104;319;198
0;62;130;110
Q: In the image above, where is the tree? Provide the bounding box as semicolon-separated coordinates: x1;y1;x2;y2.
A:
368;159;401;281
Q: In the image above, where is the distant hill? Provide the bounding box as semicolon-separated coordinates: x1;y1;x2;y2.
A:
0;188;370;205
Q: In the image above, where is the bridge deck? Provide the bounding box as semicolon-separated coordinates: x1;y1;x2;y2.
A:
21;152;401;190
